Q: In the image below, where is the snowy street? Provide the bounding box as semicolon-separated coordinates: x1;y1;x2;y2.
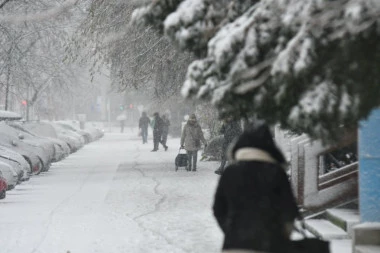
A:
0;130;353;253
0;131;223;253
1;1;378;252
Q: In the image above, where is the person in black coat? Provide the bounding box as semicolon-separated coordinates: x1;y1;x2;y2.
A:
213;125;300;253
151;112;164;152
215;117;242;175
160;114;170;151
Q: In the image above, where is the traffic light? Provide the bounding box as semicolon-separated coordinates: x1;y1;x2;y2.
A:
129;104;133;109
119;105;124;110
21;100;27;106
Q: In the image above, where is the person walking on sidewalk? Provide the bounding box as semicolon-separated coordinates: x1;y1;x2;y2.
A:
117;113;127;133
120;119;125;133
160;114;170;151
213;125;299;253
180;113;207;171
151;112;164;152
215;117;242;175
139;111;150;144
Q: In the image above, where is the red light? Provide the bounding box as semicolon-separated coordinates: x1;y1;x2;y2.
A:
21;100;27;106
129;104;133;109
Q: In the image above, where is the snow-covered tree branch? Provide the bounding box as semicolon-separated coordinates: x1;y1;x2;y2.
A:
76;0;194;107
0;0;92;120
132;0;380;142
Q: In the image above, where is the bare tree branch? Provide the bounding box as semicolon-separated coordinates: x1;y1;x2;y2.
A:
0;0;13;10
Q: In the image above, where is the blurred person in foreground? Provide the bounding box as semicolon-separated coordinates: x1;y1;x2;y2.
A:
213;124;299;253
139;111;150;144
215;116;242;175
180;113;207;171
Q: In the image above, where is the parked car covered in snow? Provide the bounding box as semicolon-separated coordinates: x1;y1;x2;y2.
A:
51;122;85;150
0;123;51;172
8;122;69;162
83;123;104;140
0;172;7;199
61;121;104;140
56;121;105;143
0;110;22;121
0;146;31;181
81;122;104;140
0;124;43;174
56;121;92;143
0;156;24;183
23;122;83;153
0;161;18;190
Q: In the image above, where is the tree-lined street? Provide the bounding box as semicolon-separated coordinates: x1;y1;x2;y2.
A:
1;1;379;252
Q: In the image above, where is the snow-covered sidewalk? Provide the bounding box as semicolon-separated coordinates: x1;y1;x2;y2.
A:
0;132;223;253
0;131;350;253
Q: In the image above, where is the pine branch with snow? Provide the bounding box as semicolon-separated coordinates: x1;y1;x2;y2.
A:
133;0;259;56
133;0;380;142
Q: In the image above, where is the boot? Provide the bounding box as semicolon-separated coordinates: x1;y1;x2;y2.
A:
214;169;222;175
215;164;225;175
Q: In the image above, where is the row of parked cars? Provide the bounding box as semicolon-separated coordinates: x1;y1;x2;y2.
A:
0;117;104;200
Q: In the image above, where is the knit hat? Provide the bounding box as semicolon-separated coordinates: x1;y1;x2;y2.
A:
229;124;286;164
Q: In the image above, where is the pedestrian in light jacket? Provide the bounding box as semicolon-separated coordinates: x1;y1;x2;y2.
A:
213;124;300;253
180;113;207;171
139;111;150;144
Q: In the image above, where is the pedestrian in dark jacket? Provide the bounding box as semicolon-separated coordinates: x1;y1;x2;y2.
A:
139;111;150;144
151;112;164;152
213;125;300;253
215;117;242;175
160;114;170;151
180;113;207;171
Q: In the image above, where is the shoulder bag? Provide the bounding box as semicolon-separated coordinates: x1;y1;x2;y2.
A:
288;220;330;253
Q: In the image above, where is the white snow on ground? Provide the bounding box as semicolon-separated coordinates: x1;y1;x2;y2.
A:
0;131;223;253
0;130;350;253
330;239;352;253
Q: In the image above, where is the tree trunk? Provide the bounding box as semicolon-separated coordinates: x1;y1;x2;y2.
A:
4;63;11;111
26;86;30;121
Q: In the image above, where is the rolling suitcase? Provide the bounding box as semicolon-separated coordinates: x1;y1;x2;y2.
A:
175;148;188;171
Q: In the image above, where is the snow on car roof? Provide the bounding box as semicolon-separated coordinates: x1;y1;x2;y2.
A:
23;122;58;138
0;110;22;120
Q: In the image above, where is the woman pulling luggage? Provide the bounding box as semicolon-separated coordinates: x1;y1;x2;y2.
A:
180;113;207;171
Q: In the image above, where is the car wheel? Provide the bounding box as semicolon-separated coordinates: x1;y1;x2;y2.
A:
0;190;5;199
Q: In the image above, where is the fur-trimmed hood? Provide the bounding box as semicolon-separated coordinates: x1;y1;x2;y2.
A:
228;124;286;165
234;147;277;164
